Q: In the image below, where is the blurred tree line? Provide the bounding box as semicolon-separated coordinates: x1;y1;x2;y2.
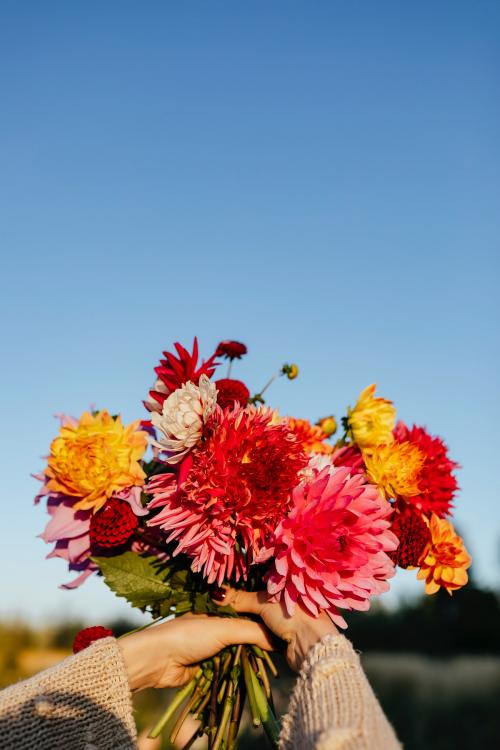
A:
346;576;500;654
13;574;500;655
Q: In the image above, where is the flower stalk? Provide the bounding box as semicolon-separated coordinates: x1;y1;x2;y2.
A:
149;669;202;738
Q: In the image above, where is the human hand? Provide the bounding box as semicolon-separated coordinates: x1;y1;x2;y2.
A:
118;613;274;692
212;588;338;672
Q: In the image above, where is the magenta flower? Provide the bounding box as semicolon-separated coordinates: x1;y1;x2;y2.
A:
259;463;398;628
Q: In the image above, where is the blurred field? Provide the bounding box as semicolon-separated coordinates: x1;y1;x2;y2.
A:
363;652;500;750
1;594;499;750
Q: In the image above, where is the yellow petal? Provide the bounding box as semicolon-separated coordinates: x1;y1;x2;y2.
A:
425;579;440;595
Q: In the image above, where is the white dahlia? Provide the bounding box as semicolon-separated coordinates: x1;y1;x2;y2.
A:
151;375;217;464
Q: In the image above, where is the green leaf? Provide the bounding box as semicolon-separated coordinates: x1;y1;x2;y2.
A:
92;552;173;608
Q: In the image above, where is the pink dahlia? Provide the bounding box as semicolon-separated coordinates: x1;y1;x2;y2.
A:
260;464;398;628
145;338;219;414
393;421;459;517
147;406;308;585
40;495;96;589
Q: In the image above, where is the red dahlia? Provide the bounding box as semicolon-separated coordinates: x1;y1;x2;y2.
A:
331;444;365;473
215;340;247;360
147;406;308;585
73;625;113;653
389;507;430;568
215;379;250;409
145;338;219;413
90;498;139;549
393;421;459;517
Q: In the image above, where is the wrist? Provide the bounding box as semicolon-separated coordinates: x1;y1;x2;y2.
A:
118;632;159;692
284;614;338;671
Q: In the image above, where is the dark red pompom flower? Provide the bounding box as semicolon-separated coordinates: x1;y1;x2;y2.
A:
215;340;247;360
389;507;430;568
393;421;459;517
73;625;113;653
90;498;139;549
215;379;250;409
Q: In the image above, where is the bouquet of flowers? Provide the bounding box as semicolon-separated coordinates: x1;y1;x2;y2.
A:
34;338;471;748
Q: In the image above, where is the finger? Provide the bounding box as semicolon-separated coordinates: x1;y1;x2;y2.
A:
217;618;274;651
213;587;268;616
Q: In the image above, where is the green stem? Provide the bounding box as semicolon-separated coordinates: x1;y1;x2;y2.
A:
227;681;246;750
212;646;241;750
245;650;280;746
212;677;234;750
260;371;279;397
189;676;211;714
148;670;202;739
217;674;228;703
195;688;212;720
117;616;163;639
170;677;209;744
241;647;261;728
255;655;271;698
251;645;279;678
207;657;219;748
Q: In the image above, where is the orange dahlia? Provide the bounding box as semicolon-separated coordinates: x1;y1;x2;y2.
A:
363;441;424;500
417;514;471;594
45;410;147;513
287;418;334;455
147;406;308;584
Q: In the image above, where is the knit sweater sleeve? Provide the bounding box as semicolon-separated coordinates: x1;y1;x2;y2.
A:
279;634;402;750
0;637;137;750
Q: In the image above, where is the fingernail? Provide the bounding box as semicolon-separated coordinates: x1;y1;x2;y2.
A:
211;586;226;602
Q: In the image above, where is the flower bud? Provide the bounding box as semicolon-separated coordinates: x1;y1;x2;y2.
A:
317;416;337;437
282;363;299;380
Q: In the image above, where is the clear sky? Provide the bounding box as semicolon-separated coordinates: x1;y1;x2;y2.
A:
1;1;498;624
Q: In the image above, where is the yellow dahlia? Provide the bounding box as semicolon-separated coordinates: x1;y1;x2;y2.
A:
45;410;147;513
417;514;471;594
347;384;396;448
287;417;334;455
363;441;424;500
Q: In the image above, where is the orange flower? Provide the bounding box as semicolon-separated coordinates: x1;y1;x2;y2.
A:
287;418;334;455
45;411;147;513
417;514;471;595
363;441;424;500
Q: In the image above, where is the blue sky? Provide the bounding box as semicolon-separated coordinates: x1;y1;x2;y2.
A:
0;1;498;624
